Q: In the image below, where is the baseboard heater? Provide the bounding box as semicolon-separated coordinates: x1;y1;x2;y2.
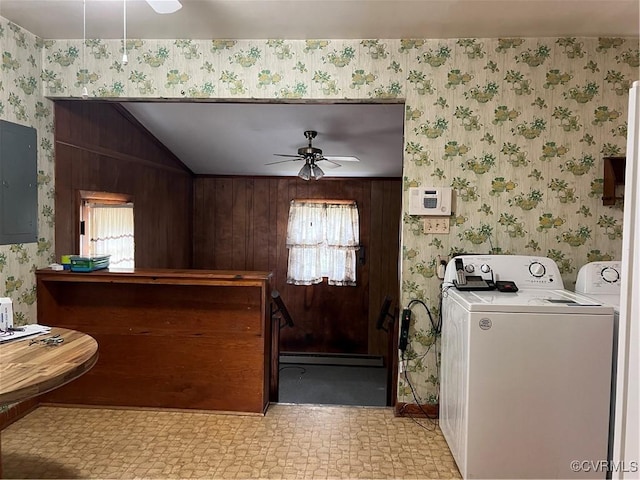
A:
279;352;384;368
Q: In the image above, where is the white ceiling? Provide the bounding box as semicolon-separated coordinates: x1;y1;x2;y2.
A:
2;0;638;177
122;102;406;176
2;1;638;40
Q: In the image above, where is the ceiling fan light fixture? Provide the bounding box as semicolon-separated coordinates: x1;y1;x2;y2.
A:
312;164;324;180
298;162;324;180
146;0;183;14
276;130;344;178
298;163;312;181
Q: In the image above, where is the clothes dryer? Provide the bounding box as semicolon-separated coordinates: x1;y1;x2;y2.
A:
576;260;622;475
440;255;614;479
576;261;621;311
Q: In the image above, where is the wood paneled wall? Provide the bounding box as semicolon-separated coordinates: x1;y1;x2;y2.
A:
54;101;193;268
193;177;402;357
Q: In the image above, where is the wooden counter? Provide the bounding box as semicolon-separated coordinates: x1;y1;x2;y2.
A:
36;268;272;414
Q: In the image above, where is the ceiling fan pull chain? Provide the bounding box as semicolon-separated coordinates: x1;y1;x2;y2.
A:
122;0;128;65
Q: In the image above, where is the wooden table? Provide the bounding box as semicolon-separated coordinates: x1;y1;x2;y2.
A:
0;327;98;476
0;327;98;406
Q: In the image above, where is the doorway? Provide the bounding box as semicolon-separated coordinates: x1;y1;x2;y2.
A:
278;352;388;406
121;100;405;407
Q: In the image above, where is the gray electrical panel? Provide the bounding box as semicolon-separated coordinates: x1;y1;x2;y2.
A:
0;120;38;245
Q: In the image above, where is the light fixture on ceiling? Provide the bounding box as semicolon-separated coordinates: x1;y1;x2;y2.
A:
81;0;88;99
146;0;182;14
269;130;360;176
298;161;324;181
122;0;128;65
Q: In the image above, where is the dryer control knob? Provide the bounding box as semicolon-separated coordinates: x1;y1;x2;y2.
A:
480;264;491;274
529;262;546;277
601;267;620;283
465;264;475;273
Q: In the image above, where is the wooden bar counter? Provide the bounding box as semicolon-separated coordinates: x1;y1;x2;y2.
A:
36;268;272;414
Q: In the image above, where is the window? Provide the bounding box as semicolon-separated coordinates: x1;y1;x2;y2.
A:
79;191;134;268
286;200;359;286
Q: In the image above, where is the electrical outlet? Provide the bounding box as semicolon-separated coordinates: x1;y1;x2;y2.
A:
399;309;411;351
423;217;450;234
436;256;447;279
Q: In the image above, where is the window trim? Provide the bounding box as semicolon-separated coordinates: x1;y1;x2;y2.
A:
293;198;356;205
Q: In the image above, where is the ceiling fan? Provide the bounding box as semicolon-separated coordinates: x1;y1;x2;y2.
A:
146;0;182;14
267;130;359;180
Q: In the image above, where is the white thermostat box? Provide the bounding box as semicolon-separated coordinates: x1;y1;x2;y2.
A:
0;298;14;332
408;187;452;216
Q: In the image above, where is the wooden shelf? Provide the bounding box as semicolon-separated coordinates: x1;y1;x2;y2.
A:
603;156;626;205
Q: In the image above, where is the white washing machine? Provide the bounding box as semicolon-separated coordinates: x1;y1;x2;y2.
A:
440;255;614;479
576;260;622;475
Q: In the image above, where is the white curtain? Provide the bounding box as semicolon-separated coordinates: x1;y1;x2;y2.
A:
286;201;359;286
88;204;135;268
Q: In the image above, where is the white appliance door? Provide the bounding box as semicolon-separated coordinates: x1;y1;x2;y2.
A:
614;80;640;479
466;311;612;479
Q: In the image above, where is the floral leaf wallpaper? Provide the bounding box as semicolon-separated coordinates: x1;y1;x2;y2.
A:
0;20;55;327
1;15;638;404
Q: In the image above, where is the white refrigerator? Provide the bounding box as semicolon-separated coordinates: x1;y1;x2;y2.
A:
613;80;640;479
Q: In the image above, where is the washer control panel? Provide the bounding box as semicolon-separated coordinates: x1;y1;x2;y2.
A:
444;255;564;289
575;261;622;295
528;261;546;278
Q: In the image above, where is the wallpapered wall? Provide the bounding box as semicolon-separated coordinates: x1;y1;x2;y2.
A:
1;15;638;403
0;20;53;326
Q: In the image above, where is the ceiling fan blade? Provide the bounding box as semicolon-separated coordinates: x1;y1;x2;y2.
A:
323;156;360;162
266;158;303;165
316;157;342;168
146;0;182;14
274;153;304;160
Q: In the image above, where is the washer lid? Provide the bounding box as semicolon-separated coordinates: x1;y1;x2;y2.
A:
575;292;621;311
447;288;615;314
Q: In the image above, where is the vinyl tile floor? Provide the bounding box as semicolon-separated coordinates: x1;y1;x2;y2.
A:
1;404;461;479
